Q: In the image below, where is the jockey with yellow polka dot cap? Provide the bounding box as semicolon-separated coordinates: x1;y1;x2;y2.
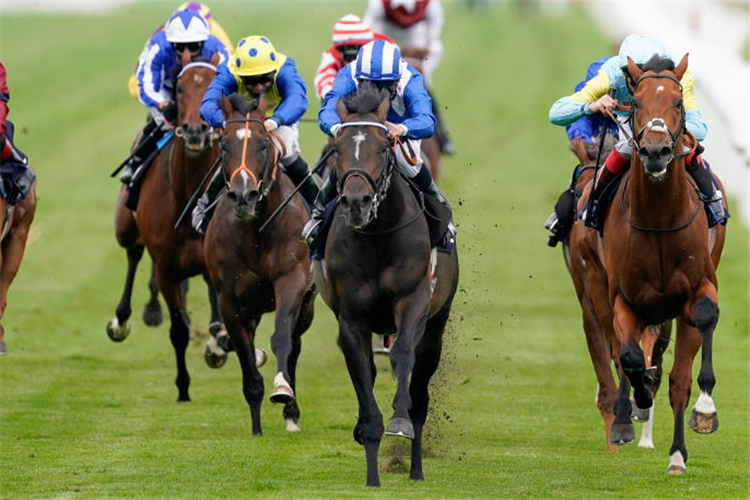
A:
192;35;317;233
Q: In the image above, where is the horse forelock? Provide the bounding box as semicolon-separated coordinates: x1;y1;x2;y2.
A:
345;83;389;116
641;55;675;74
228;93;260;116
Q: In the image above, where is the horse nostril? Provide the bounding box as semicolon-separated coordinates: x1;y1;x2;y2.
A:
660;147;673;158
362;195;372;206
201;123;210;134
227;191;239;203
340;196;349;207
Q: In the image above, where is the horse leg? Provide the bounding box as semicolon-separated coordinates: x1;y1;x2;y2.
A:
686;284;720;435
609;367;635;445
0;214;33;354
339;317;383;487
613;296;652;410
666;319;701;474
204;273;225;336
202;273;232;369
282;286;315;432
106;243;144;342
156;269;192;402
637;321;672;449
408;302;449;481
142;263;163;327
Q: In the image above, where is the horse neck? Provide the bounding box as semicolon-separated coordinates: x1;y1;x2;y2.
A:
171;138;218;202
628;154;694;228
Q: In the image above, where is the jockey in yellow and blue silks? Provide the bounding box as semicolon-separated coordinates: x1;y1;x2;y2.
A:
192;36;316;234
549;34;726;228
119;10;230;185
303;39;450;243
127;2;233;100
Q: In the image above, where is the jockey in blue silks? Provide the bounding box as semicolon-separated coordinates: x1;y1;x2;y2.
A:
303;39;450;243
191;35;317;234
119;10;230;184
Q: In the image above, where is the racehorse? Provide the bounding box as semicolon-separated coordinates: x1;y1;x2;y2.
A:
592;54;726;474
563;134;672;451
397;47;442;183
312;83;459;486
108;53;227;402
0;167;36;355
203;92;315;434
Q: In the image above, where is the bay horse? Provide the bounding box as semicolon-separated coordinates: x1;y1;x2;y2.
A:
563;134;672;451
0;167;36;355
312;84;459;486
397;48;442;183
594;54;726;474
109;54;228;402
203;92;315;434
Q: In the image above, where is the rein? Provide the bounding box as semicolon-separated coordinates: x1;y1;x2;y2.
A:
619;175;703;233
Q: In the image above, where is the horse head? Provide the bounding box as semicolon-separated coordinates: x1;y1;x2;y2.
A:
333;83;392;229
173;53;220;155
626;53;688;179
219;92;277;222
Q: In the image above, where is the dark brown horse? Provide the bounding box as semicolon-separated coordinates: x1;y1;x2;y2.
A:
398;47;442;183
203;93;315;434
313;84;459;486
590;55;726;474
0;167;36;355
563;134;672;452
109;55;227;401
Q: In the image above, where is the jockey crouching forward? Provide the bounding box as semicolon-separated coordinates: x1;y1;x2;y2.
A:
303;39;452;244
120;10;230;184
548;34;727;230
192;35;318;234
0;61;35;205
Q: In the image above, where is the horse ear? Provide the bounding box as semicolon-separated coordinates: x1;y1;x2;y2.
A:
376;95;390;122
570;136;588;164
336;97;349;121
256;92;269;116
209;51;221;68
626;56;643;83
674;53;688;81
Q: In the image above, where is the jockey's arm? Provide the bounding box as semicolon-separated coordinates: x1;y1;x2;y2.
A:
549;69;610;126
314;49;341;102
200;64;237;128
137;42;168;109
401;74;436;140
272;58;308;127
206;36;231;66
680;69;708;141
318;68;357;136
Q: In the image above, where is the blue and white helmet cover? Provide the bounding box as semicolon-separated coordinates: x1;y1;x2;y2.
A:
165;10;209;43
355;40;402;81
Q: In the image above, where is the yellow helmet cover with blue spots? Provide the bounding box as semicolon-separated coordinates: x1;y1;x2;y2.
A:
229;36;284;77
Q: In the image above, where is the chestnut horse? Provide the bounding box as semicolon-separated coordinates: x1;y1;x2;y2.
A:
563;134;672;451
312;84;459;486
203;93;315;434
397;48;442;183
109;56;226;402
0;167;36;355
592;55;726;474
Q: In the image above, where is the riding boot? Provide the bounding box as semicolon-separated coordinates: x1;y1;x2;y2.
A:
584;166;617;229
191;168;225;235
430;91;455;155
121;119;163;184
545;187;574;247
685;153;727;226
283;155;319;207
412;162;454;245
302;172;337;244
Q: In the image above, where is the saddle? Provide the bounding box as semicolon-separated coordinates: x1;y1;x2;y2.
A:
124;131;174;211
0;161;35;206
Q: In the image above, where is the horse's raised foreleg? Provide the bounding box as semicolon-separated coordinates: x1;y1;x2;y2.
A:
667;319;701;474
408;302;449;481
107;243;144;342
686;284;719;435
156;269;192;402
204;274;224;336
142;263;163;327
387;290;430;440
339;317;383;487
614;296;652;410
282;285;315;432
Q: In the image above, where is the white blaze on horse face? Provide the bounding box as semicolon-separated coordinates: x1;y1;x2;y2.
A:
656;85;664;94
646;118;668;134
239;169;252;188
352;131;367;161
193;74;204;84
236;128;252;140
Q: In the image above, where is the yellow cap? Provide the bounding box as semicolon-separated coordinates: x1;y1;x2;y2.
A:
229;36;279;77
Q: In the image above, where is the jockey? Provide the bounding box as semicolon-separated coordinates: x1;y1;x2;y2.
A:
314;14;394;102
364;0;454;155
549;34;727;229
119;10;230;185
303;39;450;243
127;2;232;100
192;35;316;234
0;61;35;206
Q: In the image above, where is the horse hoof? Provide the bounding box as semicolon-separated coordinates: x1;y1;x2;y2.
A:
270;372;295;405
204;337;227;369
285;418;300;432
666;464;686;475
688;409;719;434
106;318;131;342
608;422;635;444
0;341;7;355
142;300;163;327
255;349;268;368
385;417;414;439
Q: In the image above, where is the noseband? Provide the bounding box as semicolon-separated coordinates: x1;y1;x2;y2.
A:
222;114;282;201
629;73;686;162
335;121;395;218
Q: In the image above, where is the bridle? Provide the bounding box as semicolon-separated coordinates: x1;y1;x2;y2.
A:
221;113;283;202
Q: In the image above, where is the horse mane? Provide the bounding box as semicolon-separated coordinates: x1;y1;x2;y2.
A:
227;93;259;115
641;55;675;73
344;82;389;115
